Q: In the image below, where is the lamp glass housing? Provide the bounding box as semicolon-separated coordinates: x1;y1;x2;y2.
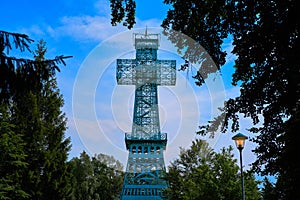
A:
232;133;248;150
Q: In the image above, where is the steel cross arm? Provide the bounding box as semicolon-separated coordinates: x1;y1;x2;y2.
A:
116;59;176;86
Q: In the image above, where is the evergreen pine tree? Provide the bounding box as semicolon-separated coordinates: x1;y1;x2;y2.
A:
0;104;29;199
12;40;72;200
0;30;71;200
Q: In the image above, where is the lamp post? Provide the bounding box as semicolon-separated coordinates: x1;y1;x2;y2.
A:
232;133;248;200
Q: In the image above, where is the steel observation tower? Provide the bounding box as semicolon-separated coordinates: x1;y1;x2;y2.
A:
116;29;176;199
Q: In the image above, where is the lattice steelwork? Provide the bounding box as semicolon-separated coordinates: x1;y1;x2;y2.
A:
116;32;176;199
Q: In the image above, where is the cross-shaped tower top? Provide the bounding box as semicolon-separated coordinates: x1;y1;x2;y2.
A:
117;32;176;86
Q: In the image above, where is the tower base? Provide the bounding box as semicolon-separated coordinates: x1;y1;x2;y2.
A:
121;184;167;200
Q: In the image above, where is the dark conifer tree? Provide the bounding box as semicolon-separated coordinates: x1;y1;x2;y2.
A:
0;104;29;199
12;40;72;200
0;30;71;199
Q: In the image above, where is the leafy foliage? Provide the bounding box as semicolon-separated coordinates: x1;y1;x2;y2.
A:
261;177;277;200
69;152;124;200
110;0;136;29
162;0;229;85
164;139;261;200
160;1;300;198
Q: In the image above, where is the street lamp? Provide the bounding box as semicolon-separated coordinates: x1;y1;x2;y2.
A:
232;133;248;200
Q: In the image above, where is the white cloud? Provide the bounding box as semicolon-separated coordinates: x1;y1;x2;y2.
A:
69;117;128;164
18;0;162;44
55;16;162;42
45;2;162;43
19;25;45;37
56;15;127;42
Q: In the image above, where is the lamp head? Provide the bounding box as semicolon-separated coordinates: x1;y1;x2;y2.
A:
232;133;248;150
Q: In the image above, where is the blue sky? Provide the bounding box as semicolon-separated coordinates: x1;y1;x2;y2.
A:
1;0;257;169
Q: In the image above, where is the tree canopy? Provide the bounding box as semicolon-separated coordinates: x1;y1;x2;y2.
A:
69;151;124;200
164;139;261;200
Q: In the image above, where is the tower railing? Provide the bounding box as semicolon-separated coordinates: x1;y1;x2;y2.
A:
125;132;167;141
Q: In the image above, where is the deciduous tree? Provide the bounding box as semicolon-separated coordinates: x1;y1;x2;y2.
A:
164;139;261;200
69;152;124;200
